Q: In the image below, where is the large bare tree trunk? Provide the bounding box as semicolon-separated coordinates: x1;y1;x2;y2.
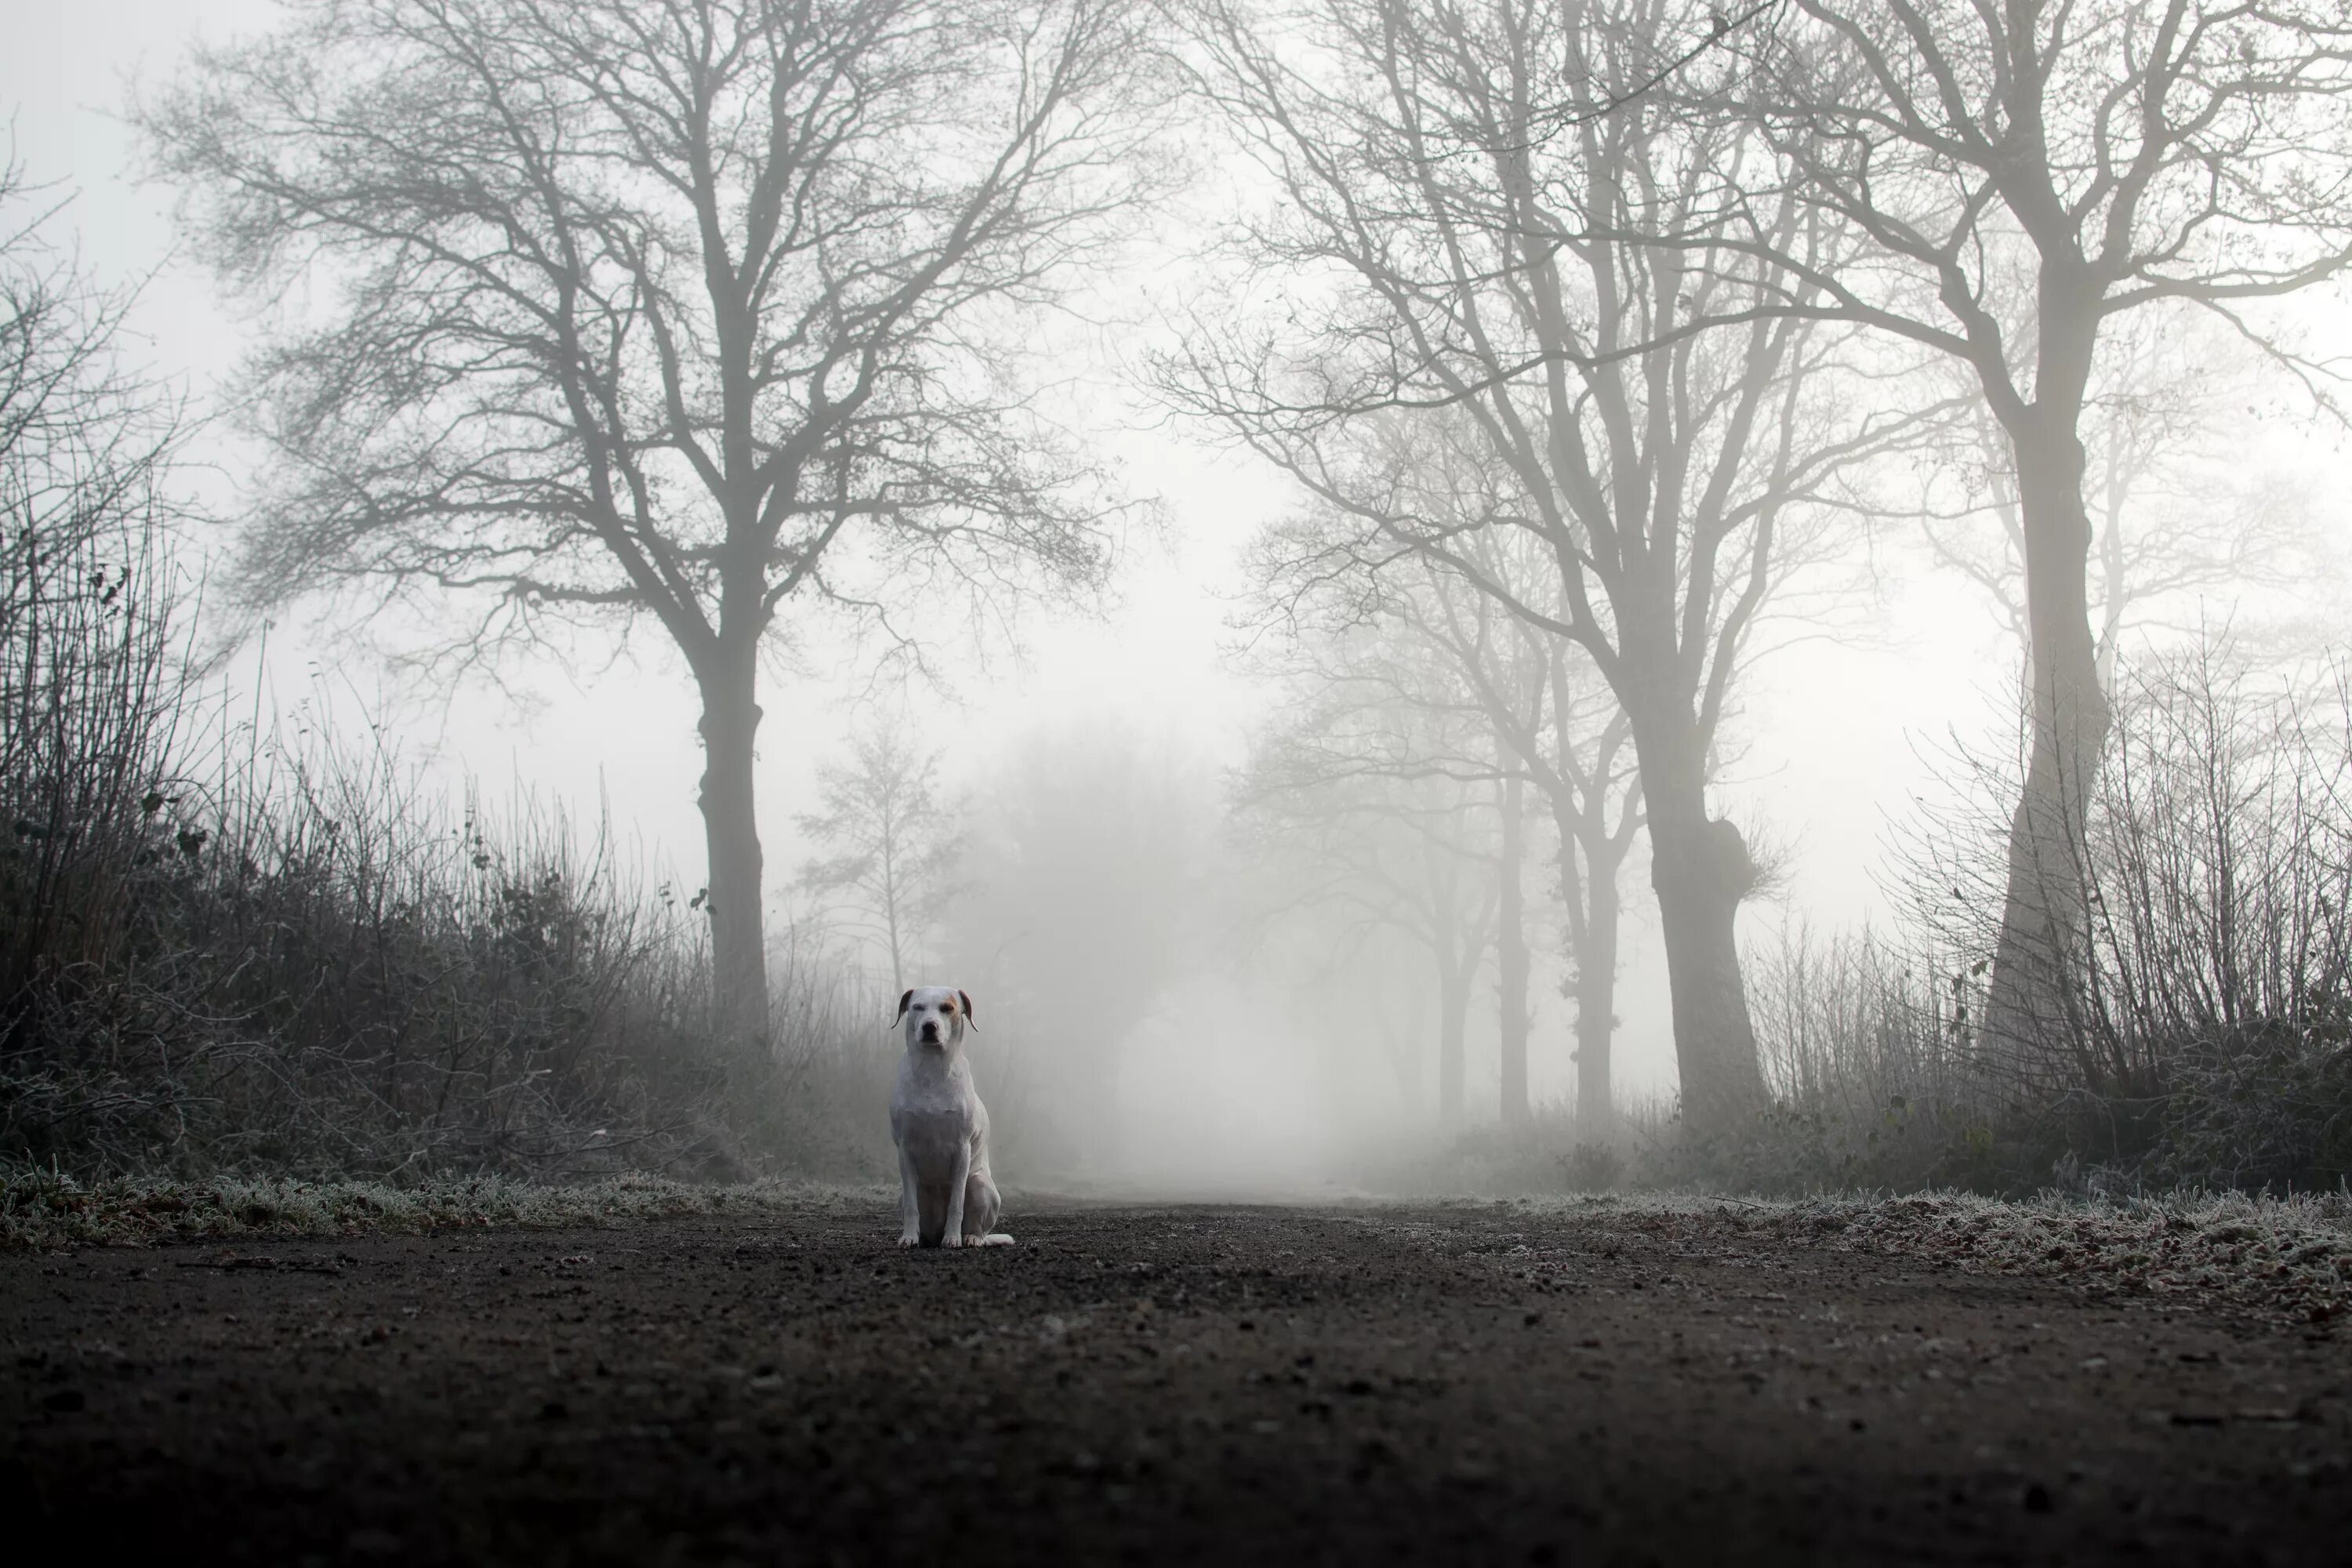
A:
1496;770;1530;1125
696;648;770;1040
1632;709;1763;1134
1982;416;2111;1071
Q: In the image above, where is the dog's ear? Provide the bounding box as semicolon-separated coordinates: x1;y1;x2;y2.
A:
958;990;976;1029
895;989;913;1024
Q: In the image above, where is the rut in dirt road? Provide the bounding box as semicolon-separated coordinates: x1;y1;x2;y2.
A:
5;1199;2348;1565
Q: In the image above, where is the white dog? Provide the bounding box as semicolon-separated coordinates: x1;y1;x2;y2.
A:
889;986;1014;1249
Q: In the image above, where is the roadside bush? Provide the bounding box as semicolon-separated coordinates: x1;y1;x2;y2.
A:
2;705;906;1182
0;166;901;1185
1563;1138;1625;1192
1712;644;2352;1196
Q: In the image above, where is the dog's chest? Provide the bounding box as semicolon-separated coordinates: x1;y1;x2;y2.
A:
892;1064;978;1166
895;1106;971;1167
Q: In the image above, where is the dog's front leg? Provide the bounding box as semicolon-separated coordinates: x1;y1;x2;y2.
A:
895;1142;922;1248
940;1136;973;1249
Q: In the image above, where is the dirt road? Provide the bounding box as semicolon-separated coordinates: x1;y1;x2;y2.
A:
5;1196;2347;1565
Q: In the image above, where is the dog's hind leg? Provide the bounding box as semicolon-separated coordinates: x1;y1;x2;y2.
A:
963;1171;1014;1246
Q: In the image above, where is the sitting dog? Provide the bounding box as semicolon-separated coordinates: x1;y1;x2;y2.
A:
889;986;1014;1248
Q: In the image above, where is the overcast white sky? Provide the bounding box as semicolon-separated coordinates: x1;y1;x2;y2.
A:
9;0;2332;1116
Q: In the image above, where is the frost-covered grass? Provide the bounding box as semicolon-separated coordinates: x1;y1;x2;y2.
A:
0;1167;888;1250
1501;1187;2352;1323
13;1167;2350;1327
1793;1189;2352;1321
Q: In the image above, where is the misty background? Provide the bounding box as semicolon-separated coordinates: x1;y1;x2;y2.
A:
5;0;2347;1196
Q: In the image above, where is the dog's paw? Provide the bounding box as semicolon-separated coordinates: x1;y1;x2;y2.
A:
975;1232;1016;1247
896;1233;920;1249
938;1233;964;1250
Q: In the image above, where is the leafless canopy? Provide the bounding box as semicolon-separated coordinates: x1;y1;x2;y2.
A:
1163;0;1911;1123
1744;0;2352;386
143;0;1163;670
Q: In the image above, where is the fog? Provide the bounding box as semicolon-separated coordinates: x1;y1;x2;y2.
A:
6;0;2349;1198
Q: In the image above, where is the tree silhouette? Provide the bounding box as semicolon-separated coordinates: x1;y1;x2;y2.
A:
795;728;963;993
143;0;1158;1035
1740;0;2352;1056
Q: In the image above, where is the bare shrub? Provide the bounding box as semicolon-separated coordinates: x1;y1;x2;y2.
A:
724;920;902;1180
1730;641;2352;1195
1563;1140;1625;1193
1749;927;1975;1174
3;706;908;1182
0;173;182;914
2076;656;2352;1185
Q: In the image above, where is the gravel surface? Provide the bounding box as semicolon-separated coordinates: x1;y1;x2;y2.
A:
5;1196;2350;1564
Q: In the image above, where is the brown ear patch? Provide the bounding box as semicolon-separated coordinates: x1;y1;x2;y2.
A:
957;989;976;1028
895;989;913;1022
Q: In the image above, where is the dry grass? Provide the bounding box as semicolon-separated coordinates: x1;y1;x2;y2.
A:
1502;1187;2352;1323
1801;1189;2352;1320
0;1167;889;1250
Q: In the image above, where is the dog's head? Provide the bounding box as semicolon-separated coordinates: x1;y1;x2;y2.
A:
896;985;975;1054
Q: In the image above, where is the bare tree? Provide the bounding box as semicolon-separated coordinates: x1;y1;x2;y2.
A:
1404;547;1645;1132
1537;643;1642;1131
1243;434;1644;1130
140;0;1160;1035
795;726;963;993
955;721;1204;1160
1492;713;1536;1125
1370;440;1648;1132
1167;0;1879;1129
1234;659;1502;1125
1912;313;2335;691
1740;0;2352;1058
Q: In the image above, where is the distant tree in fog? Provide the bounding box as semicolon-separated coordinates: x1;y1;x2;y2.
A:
1243;434;1646;1131
1741;0;2352;1062
951;724;1203;1160
141;0;1162;1038
796;728;963;994
1235;624;1503;1126
1168;0;1884;1130
1398;543;1644;1134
